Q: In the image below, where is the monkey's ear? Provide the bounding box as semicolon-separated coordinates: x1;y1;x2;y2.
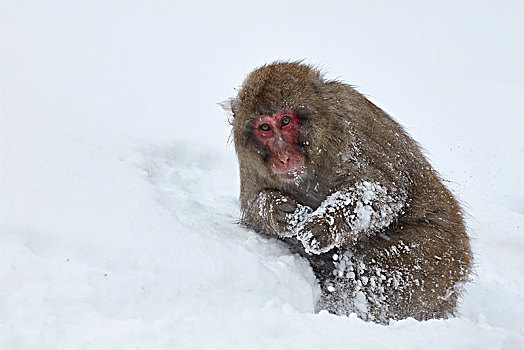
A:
219;98;238;115
219;98;238;124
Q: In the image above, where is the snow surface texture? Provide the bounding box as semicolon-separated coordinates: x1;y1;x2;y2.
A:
1;1;523;349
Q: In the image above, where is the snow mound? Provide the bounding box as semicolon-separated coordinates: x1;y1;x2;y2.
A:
1;142;522;349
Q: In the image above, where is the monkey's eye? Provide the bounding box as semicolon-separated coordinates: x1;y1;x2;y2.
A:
260;124;271;131
281;116;291;127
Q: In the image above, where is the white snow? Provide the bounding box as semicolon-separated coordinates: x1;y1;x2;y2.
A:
1;1;523;349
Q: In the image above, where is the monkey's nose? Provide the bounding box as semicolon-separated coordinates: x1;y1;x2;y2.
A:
278;154;290;164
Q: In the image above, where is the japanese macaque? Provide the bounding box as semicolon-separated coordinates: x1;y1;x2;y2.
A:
225;62;472;324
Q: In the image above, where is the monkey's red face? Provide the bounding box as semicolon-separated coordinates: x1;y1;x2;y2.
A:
253;110;305;179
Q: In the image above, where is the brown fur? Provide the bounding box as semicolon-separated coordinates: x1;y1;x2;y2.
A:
226;62;472;323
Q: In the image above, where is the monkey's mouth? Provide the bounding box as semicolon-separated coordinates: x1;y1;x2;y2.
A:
283;166;306;179
273;164;306;180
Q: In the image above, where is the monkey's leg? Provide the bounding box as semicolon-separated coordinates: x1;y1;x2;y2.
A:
318;222;471;323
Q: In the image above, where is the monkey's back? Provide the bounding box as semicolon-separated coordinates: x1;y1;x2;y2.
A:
297;85;472;322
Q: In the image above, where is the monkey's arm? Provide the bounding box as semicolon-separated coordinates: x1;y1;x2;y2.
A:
295;181;407;254
243;190;312;237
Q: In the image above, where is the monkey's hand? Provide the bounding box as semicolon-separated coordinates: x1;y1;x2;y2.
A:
298;181;407;254
253;190;310;238
297;214;337;254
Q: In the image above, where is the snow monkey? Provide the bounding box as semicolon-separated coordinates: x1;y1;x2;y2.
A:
225;62;472;324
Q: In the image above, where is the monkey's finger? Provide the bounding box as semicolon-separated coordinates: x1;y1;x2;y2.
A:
303;218;326;236
311;226;328;238
274;210;289;223
276;201;297;213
